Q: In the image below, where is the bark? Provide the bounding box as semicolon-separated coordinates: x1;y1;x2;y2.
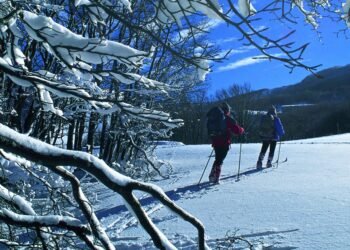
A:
67;120;75;150
87;113;97;154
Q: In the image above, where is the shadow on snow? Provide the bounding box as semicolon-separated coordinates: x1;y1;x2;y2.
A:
96;167;268;219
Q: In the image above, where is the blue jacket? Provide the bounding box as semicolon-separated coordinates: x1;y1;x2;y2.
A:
259;114;285;141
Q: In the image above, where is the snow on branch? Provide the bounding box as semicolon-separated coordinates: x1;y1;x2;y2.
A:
49;165;115;250
0;123;207;249
292;0;319;29
0;57;183;127
20;10;148;73
156;0;223;27
0;6;185;127
88;0;328;75
90;0;220;76
118;102;183;128
0;150;75;207
0;208;90;233
238;0;257;17
0;149;114;249
110;72;169;93
0;208;97;249
75;0;132;24
342;0;350;27
0;184;35;216
202;0;323;74
0;57;112;115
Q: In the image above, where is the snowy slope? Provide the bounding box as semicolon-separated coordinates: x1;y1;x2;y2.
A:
93;134;350;249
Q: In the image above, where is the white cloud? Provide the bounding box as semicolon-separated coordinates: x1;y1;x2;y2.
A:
207;18;225;29
255;25;268;32
213;49;232;59
216;55;268;72
214;36;238;44
216;53;286;72
207;44;256;58
228;45;256;55
177;17;224;41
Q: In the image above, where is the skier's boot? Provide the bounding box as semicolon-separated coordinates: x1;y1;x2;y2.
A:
256;153;264;170
209;163;217;182
266;157;273;168
256;160;263;170
213;165;222;184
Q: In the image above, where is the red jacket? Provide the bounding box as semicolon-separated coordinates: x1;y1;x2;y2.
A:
211;115;244;147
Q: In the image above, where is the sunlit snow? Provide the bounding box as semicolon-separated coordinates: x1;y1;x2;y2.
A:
88;134;350;249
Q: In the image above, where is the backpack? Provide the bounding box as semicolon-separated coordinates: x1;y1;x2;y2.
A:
206;106;227;137
259;114;275;139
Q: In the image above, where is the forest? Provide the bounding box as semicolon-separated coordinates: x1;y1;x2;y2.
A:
172;64;350;144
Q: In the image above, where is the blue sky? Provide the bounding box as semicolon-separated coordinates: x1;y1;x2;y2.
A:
205;7;350;96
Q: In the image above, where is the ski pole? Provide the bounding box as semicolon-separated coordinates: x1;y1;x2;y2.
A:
236;135;243;181
198;148;214;185
276;140;282;168
235;108;246;181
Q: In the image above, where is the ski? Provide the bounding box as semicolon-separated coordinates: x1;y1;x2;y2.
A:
233;166;264;182
272;157;288;167
199;158;288;185
234;158;288;182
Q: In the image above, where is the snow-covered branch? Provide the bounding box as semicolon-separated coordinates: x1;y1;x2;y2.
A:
89;0;223;75
0;208;90;233
20;10;147;71
0;208;98;249
0;123;207;249
49;165;115;250
0;182;52;248
0;57;183;126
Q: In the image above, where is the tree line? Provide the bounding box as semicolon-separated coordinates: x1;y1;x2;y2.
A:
171;79;350;145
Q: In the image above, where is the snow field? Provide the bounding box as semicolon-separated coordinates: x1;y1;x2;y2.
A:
93;135;350;249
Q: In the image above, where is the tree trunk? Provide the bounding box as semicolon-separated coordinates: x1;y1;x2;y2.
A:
67;120;75;150
99;115;107;158
74;114;85;151
87;113;97;154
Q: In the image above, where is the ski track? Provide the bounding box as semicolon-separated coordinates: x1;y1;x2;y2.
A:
92;139;350;249
98;153;293;249
97;145;288;248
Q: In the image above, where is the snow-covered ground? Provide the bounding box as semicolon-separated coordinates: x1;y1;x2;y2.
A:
91;134;350;249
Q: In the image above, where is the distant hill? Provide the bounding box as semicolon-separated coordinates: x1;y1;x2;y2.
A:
171;65;350;144
243;64;350;140
254;64;350;106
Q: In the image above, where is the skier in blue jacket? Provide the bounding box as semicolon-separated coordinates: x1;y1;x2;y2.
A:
256;106;285;169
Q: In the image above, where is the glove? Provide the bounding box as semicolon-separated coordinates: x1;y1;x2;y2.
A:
240;132;248;142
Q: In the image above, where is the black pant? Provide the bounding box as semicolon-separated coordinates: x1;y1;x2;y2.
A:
259;140;277;161
214;146;229;166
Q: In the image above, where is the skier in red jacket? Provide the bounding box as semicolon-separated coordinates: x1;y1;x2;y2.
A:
209;102;244;183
